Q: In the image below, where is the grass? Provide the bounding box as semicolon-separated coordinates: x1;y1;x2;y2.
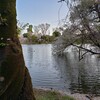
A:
34;88;75;100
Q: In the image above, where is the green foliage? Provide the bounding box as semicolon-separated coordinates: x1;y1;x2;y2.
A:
41;35;50;42
52;31;61;37
23;33;28;38
27;25;33;33
0;43;8;47
39;35;55;43
62;96;75;100
31;35;38;43
35;90;75;100
22;34;55;44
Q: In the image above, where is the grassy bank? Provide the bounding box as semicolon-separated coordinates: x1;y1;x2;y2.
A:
34;88;75;100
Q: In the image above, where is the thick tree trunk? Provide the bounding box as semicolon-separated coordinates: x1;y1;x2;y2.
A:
0;0;35;100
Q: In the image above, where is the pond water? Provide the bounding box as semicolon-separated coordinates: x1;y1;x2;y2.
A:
22;44;100;95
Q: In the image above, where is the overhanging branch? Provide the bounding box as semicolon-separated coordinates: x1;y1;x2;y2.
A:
72;44;100;55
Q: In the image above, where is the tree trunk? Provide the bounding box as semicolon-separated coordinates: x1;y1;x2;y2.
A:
0;0;35;100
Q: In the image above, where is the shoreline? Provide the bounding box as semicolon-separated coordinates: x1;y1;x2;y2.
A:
33;87;75;100
33;87;100;100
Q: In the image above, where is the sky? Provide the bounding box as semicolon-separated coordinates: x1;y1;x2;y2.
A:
16;0;68;29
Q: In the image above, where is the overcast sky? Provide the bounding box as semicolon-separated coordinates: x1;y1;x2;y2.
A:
16;0;68;28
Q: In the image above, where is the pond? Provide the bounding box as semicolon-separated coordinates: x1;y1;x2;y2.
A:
22;44;100;95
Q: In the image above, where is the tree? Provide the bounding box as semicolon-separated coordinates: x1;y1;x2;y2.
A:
53;0;100;58
52;31;61;37
0;0;35;99
23;33;28;38
33;26;40;35
26;25;33;43
17;21;29;35
27;25;33;33
38;23;50;35
31;35;38;43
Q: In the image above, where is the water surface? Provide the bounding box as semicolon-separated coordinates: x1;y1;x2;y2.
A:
22;44;100;95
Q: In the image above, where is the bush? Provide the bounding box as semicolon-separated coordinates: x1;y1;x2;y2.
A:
52;31;61;37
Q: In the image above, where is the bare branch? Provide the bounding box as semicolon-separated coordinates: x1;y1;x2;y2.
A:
72;44;100;55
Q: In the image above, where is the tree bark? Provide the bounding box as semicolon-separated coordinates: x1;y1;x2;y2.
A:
0;0;35;100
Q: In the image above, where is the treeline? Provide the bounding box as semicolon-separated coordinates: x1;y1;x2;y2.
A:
22;31;61;44
23;34;54;44
17;22;61;44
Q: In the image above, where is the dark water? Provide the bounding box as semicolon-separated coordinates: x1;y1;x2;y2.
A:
22;44;100;95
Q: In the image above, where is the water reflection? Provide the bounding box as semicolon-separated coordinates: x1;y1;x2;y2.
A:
22;44;100;95
65;46;100;95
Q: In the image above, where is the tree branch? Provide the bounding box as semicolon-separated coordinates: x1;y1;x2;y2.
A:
72;44;100;55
